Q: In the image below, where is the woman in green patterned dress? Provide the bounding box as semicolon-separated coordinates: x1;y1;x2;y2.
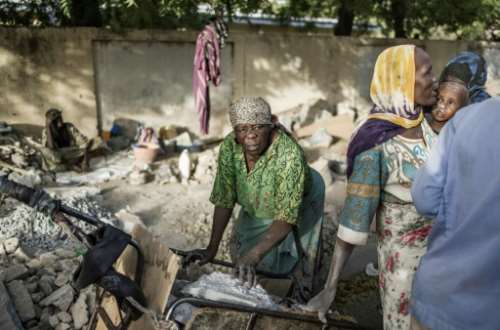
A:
185;97;324;298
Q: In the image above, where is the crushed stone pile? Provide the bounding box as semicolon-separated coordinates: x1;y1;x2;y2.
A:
0;187;118;250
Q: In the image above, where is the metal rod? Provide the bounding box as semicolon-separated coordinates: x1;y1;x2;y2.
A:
170;248;292;279
60;204;101;226
165;297;365;329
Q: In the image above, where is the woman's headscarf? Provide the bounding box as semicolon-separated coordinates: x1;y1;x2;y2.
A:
346;45;422;177
229;97;272;127
439;52;490;103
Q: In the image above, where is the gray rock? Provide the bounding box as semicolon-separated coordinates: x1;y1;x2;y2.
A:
54;248;76;259
26;258;42;270
39;277;53;296
13;246;32;262
55;323;71;330
26;282;38;293
0;280;24;330
39;252;57;267
31;292;44;304
0;243;6;256
3;238;19;254
54;273;70;287
40;284;74;311
48;315;60;328
71;293;89;329
1;264;29;282
40;307;52;324
6;280;36;322
57;311;72;323
37;267;56;277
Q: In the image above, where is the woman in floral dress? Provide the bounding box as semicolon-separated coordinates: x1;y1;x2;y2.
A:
307;45;437;329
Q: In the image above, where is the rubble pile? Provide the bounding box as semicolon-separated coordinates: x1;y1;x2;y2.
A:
0;188;118;250
0;239;96;330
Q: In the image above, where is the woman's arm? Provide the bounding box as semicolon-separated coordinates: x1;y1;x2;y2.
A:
184;206;233;265
235;220;292;285
306;238;354;322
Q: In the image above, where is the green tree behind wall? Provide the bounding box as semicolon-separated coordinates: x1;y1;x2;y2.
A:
0;0;498;41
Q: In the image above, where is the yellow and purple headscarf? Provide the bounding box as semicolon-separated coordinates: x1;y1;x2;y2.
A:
347;45;422;177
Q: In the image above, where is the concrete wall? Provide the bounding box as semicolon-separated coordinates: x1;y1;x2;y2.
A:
0;27;499;139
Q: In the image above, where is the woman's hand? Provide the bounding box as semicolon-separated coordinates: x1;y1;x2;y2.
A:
233;249;261;287
183;248;217;266
306;288;337;323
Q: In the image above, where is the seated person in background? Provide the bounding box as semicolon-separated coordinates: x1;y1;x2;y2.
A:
427;51;490;133
40;108;106;172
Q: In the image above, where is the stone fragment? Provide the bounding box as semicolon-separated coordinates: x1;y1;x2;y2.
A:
13;246;32;262
39;277;53;296
55;323;70;330
24;319;38;329
54;273;69;287
39;284;74;311
26;282;38;293
54;248;76;259
3;238;19;254
40;307;52;324
0;280;24;329
39;252;57;267
6;280;36;322
71;293;89;329
26;258;42;270
49;315;60;328
1;264;29;282
0;243;6;256
31;292;44;304
57;311;72;323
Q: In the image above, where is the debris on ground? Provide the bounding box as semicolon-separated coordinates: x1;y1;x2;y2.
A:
0;239;97;330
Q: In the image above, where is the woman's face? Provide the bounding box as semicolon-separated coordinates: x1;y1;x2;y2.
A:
234;124;273;157
432;82;468;122
414;48;437;106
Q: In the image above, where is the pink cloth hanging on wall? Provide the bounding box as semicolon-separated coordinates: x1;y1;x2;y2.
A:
193;24;221;135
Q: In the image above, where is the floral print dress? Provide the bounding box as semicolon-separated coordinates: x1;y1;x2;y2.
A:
337;120;436;329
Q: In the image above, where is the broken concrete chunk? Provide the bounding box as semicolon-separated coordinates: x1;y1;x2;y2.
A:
54;273;70;287
0;243;6;256
3;237;19;254
1;264;29;282
57;311;72;323
39;252;57;267
49;315;60;328
55;323;71;330
71;293;89;329
0;281;24;330
31;292;44;304
13;246;32;262
26;258;42;270
40;284;74;312
38;276;53;296
26;282;38;293
6;280;36;322
54;248;76;259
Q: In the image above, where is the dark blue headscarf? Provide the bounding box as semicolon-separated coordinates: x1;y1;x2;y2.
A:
440;52;491;103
